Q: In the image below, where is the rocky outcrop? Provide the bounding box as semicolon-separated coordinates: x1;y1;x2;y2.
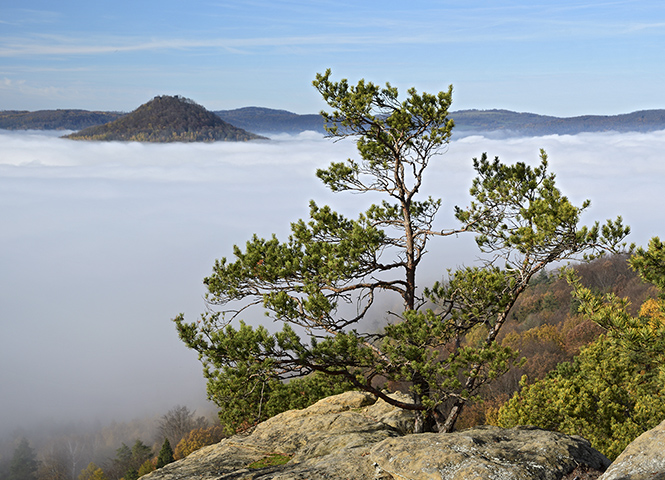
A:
370;426;609;480
598;419;665;480
142;391;611;480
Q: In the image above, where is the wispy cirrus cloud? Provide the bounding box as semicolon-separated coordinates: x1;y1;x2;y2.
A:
0;75;64;99
3;6;664;59
0;34;384;57
0;8;62;27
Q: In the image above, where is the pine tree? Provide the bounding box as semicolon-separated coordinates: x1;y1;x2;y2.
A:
176;71;630;433
9;438;39;480
156;439;174;468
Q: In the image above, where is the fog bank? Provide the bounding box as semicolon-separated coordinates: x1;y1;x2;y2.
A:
1;129;664;435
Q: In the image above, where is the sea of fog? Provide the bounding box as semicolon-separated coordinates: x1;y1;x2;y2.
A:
1;128;664;435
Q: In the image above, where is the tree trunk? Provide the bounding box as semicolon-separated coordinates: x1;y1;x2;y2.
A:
440;400;465;433
410;374;433;433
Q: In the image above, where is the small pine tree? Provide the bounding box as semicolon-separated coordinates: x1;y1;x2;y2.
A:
9;438;39;480
124;468;138;480
156;439;174;468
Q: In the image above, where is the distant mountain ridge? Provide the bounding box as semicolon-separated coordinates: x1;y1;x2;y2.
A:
214;107;324;134
218;107;665;137
0;109;123;131
449;108;665;136
64;96;266;142
2;103;665;138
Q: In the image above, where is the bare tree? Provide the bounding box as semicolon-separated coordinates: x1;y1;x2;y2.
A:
157;406;207;449
38;444;70;480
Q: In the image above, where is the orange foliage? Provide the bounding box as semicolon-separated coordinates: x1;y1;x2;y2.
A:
639;298;665;328
174;426;225;460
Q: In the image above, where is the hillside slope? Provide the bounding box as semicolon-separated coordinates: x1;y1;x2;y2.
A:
0;109;123;130
215;106;325;134
65;96;266;142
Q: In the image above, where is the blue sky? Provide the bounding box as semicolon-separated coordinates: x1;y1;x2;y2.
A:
1;1;665;115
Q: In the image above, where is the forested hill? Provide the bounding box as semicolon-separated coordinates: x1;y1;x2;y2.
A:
2;104;665;137
65;96;267;142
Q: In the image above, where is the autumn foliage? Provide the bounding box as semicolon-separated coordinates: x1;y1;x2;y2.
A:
174;426;225;460
496;238;665;459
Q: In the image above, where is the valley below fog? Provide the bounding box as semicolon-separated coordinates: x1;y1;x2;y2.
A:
1;128;664;436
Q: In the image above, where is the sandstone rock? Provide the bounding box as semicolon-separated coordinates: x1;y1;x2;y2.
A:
141;391;610;480
370;425;610;480
363;391;418;434
140;391;398;480
598;419;665;480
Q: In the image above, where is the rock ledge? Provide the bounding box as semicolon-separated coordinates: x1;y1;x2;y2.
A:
142;391;611;480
